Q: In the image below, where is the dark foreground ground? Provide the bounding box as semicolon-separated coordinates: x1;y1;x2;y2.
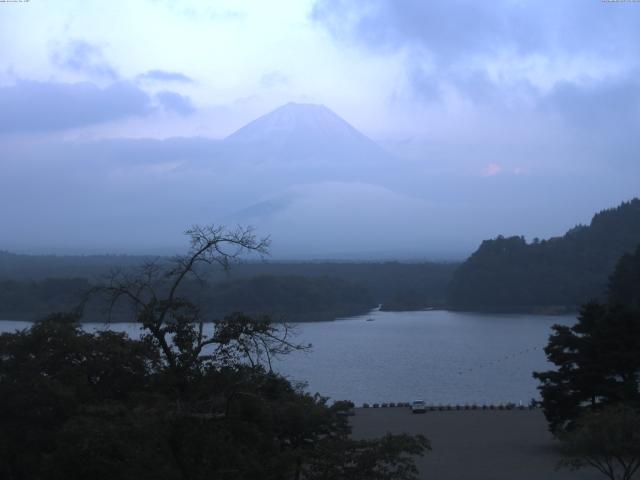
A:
351;408;603;480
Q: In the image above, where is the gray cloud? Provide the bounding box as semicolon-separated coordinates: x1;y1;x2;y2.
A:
311;0;640;106
542;77;640;130
155;90;196;115
51;39;118;80
539;76;640;167
311;1;640;62
312;0;640;175
0;80;152;133
138;69;194;83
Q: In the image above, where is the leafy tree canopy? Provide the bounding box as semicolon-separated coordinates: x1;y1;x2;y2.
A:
559;405;640;480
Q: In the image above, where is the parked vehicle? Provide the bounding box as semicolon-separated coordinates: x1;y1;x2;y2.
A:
411;400;427;413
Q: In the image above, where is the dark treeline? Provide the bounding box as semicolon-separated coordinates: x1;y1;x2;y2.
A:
448;198;640;312
0;276;373;322
5;198;639;318
218;262;456;311
196;275;373;322
0;278;91;320
0;253;457;321
0;251;150;281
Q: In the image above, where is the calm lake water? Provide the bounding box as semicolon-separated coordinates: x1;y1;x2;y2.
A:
0;310;575;406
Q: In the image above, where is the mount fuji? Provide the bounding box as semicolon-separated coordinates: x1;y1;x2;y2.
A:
3;101;448;257
222;102;390;165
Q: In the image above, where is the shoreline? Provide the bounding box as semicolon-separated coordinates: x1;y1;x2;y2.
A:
0;305;579;323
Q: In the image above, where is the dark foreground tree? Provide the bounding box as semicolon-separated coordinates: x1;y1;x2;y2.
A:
533;245;640;433
0;225;429;480
303;433;430;480
558;405;640;480
533;302;640;432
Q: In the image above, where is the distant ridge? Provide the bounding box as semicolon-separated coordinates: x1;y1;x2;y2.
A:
447;198;640;312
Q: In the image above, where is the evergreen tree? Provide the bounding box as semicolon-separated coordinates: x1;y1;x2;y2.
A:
449;198;640;311
533;245;640;433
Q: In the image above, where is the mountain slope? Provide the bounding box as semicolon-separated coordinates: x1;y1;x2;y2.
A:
447;198;640;311
223;102;390;164
227;102;367;144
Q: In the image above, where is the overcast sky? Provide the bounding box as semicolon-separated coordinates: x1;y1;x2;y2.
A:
1;1;639;257
2;0;639;141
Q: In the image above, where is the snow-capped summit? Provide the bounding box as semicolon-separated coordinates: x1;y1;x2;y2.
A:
227;102;367;143
223;102;389;164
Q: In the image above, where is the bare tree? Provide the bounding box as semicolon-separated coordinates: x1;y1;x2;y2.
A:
90;224;307;374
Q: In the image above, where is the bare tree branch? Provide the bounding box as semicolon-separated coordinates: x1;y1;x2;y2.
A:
88;224;307;377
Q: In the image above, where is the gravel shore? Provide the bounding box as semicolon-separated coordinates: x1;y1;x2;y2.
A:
351;408;603;480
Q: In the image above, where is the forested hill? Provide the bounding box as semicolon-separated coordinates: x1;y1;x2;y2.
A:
447;198;640;312
0;254;457;321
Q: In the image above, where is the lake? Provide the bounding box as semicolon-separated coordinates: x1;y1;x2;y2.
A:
0;310;575;406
